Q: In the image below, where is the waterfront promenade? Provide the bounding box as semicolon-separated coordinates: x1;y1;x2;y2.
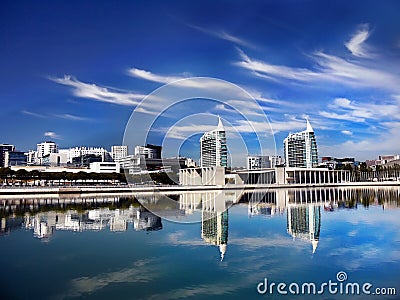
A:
1;181;399;198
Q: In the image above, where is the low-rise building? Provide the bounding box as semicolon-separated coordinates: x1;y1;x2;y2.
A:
247;155;284;170
89;162;120;173
42;152;68;167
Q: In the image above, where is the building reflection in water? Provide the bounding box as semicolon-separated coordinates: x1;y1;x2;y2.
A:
242;187;400;254
180;191;239;261
287;204;321;254
201;210;228;261
1;187;399;255
23;204;162;240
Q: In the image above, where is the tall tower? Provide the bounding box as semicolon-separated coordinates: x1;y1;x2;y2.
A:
200;116;228;167
284;119;318;168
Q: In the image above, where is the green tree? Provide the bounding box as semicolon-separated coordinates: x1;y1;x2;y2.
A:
15;169;29;185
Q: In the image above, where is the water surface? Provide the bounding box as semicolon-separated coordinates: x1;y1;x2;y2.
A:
1;187;399;299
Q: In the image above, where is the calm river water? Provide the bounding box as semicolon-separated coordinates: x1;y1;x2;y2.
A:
0;187;399;299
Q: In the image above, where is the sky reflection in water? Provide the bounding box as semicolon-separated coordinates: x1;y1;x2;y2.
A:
0;187;399;300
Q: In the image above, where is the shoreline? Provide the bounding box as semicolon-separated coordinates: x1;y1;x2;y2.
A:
0;181;399;197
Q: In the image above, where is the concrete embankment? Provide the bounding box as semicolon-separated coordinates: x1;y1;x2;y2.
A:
0;181;399;198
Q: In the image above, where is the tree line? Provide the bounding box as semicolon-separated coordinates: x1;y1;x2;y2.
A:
0;167;178;186
0;167;126;186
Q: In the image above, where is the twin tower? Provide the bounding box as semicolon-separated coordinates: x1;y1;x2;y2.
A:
200;116;318;169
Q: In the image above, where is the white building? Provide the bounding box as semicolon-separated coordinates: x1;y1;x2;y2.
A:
134;145;161;159
59;146;110;163
378;155;400;165
179;166;225;186
37;141;58;158
284;119;318;168
184;157;197;168
42;152;68;166
111;145;128;161
247;155;269;170
200;117;228;167
26;150;38;165
115;155;142;174
89;162;120;173
269;155;284;168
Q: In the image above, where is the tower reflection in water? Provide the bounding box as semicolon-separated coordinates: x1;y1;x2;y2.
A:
1;187;399;257
180;191;239;261
287;204;321;254
201;209;228;261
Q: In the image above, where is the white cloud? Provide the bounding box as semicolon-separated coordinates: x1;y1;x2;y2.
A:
128;68;294;117
22;110;46;118
320;97;400;123
164;124;218;140
320;121;400;160
128;68;247;93
188;24;256;48
54;113;92;121
341;130;353;136
22;110;92;122
320;111;366;123
44;131;61;140
63;259;158;298
51;75;146;106
235;47;400;91
345;24;371;57
128;68;186;84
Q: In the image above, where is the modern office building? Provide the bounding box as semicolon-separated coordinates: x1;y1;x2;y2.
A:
4;151;27;167
134;144;161;159
0;144;15;167
111;145;128;161
284;119;318;168
37;141;58;159
200;117;228;168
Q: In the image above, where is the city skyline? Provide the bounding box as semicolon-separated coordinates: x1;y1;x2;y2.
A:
1;1;400;163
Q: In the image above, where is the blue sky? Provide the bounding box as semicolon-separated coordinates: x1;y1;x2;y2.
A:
1;0;400;165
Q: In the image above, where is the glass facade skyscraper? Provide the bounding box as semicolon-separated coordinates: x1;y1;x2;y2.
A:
200;117;228;168
284;119;318;168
